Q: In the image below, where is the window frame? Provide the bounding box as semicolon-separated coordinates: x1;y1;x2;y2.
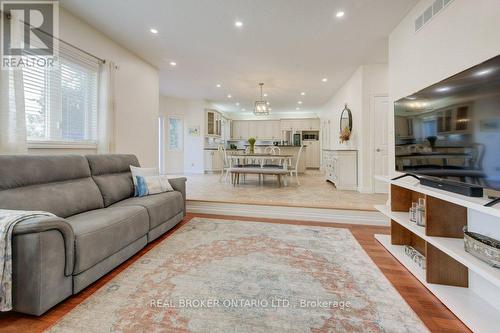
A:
167;115;184;153
25;55;100;149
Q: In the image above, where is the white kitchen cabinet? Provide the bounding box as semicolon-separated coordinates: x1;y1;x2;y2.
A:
280;118;319;131
204;149;223;172
270;120;281;139
231;121;240;139
280;119;293;131
305;118;320;130
304;140;320;168
233;120;281;140
232;121;250;140
323;150;357;190
206;109;222;137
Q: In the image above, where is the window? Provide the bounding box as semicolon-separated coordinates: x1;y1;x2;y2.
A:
23;44;99;146
168;116;183;152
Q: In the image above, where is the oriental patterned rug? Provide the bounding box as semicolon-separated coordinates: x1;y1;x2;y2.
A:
48;218;428;333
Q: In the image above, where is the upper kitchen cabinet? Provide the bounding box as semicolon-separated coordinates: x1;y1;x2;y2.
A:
280;118;320;131
206;109;222;137
232;120;249;140
303;118;320;131
232;120;281;140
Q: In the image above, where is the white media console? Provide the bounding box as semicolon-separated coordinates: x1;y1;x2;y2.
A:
375;175;500;333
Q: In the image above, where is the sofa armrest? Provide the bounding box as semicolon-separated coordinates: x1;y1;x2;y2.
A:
13;216;74;276
168;177;187;215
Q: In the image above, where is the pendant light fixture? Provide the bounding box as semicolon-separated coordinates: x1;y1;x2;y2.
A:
254;83;269;116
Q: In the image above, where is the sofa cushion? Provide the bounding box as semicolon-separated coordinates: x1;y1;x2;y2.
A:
67;206;149;274
0;155;103;217
111;191;183;229
86;154;140;207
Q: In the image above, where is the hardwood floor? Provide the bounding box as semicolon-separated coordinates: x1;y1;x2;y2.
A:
0;213;470;333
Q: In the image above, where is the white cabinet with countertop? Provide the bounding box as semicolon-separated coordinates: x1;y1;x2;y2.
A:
204;149;223;172
323;150;357;190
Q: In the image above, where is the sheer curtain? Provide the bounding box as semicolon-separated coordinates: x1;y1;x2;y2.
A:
0;10;27;154
97;61;116;153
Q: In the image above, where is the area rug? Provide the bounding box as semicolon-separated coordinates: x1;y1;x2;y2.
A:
48;218;428;333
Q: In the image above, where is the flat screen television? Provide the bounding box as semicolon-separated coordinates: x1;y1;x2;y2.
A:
394;55;500;196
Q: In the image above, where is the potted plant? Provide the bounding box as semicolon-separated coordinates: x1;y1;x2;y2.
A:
248;137;256;154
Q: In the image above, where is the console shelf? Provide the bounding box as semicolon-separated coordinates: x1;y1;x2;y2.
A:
375;234;500;333
375;176;500;333
375;175;500;219
375;204;500;288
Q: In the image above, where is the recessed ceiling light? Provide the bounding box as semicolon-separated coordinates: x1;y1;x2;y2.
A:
216;83;221;88
300;92;306;96
169;61;177;67
236;102;240;106
336;11;345;18
322;78;328;82
149;28;158;34
263;93;268;97
406;96;417;100
235;21;243;28
227;94;232;99
298;101;303;105
436;86;451;93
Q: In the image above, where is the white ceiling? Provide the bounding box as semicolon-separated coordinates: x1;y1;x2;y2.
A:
60;0;417;115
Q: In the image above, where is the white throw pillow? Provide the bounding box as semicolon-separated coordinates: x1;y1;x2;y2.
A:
134;175;174;197
143;175;174;195
130;165;158;186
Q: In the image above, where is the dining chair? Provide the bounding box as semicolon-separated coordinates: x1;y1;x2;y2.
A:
218;145;230;182
289;145;304;185
263;146;282;168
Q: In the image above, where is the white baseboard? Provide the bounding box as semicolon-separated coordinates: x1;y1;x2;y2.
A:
187;201;389;226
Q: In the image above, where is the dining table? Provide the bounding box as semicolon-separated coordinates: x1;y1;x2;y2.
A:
227;153;294;186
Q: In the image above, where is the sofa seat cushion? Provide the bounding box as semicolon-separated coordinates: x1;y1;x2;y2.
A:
67;206;149;274
111;191;183;229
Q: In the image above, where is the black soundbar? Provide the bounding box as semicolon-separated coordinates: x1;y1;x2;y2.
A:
419;176;483;197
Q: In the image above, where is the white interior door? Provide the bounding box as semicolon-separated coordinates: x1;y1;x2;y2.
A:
373;95;389;193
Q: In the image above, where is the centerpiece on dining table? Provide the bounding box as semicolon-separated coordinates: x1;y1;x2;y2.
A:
248;137;256;154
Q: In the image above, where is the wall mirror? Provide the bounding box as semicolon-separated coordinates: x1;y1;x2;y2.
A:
340;104;353;132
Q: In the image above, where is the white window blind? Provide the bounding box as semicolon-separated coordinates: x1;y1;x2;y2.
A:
23;42;100;145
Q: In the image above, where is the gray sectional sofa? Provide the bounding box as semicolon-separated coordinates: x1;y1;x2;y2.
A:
0;154;186;315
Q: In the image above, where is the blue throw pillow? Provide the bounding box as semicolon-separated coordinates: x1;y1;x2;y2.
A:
135;176;149;197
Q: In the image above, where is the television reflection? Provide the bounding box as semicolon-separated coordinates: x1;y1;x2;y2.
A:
395;55;500;192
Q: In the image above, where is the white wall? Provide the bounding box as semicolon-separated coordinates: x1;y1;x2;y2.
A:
159;95;206;174
388;0;500;173
31;8;160;167
320;65;388;192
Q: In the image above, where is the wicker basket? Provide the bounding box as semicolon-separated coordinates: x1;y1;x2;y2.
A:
464;227;500;268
